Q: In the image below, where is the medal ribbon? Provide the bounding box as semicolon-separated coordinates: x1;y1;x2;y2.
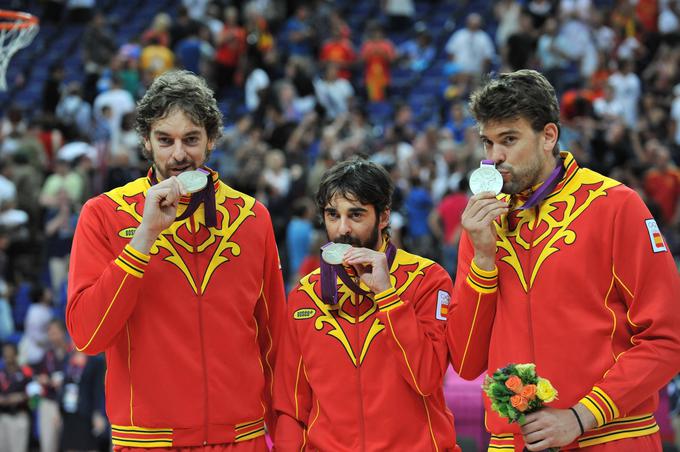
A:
150;168;217;228
516;158;565;210
320;241;397;307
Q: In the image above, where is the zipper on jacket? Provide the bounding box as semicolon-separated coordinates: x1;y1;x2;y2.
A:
191;216;210;443
354;290;366;452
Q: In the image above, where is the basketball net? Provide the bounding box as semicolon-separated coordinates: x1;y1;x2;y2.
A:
0;11;39;91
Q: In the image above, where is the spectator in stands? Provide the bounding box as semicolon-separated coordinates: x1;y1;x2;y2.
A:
44;188;79;298
82;12;118;103
319;18;356;80
444;13;495;80
360;21;396;102
314;63;354;120
503;11;537;71
643;143;680;227
0;280;14;342
140;36;176;81
397;25;435;74
494;0;523;48
19;284;54;366
35;319;72;452
214;6;246;94
59;352;108;452
42;63;65;116
0;342;32;452
285;197;315;288
282;5;315;59
174;24;205;77
444;102;476;145
56;82;93;141
404;176;436;259
169;6;201;50
141;13;172;48
608;59;642;129
671;83;680;148
93;75;136;154
429;178;469;278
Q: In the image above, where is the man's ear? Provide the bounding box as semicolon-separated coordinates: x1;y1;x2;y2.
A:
543;123;559;154
379;208;391;231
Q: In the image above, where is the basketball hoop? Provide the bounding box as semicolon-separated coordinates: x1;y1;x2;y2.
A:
0;10;39;91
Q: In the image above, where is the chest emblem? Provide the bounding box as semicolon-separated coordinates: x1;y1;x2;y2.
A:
297;260;429;366
496;178;617;292
109;188;255;294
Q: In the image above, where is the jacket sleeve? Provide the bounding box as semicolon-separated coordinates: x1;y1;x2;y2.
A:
447;230;498;380
273;290;312;451
254;206;287;436
66;199;148;355
373;262;452;396
577;191;680;426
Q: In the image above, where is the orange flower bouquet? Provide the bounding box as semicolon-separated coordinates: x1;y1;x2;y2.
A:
483;363;559;450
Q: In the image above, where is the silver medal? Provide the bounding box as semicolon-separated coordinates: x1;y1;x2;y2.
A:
177;170;208;194
321;243;352;265
469;161;503;195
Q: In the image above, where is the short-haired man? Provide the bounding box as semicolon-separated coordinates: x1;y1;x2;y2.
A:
67;70;285;450
448;69;680;451
274;158;460;451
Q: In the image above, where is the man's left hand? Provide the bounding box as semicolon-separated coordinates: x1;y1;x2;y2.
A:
343;247;391;294
520;407;581;451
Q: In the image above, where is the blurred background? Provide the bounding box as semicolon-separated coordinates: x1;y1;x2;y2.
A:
0;0;679;450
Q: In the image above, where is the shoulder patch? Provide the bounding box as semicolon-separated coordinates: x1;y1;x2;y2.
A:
293;308;316;320
645;219;667;253
118;227;137;238
435;290;450;321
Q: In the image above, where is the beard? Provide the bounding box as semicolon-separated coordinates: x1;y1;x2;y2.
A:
330;219;381;250
498;153;546;195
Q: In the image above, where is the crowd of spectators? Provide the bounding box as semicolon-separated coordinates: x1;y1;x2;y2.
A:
1;0;680;449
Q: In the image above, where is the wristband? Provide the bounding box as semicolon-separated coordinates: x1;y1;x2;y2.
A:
570;407;585;435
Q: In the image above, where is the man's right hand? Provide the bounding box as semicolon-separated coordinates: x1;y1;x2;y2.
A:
130;176;187;255
461;192;508;270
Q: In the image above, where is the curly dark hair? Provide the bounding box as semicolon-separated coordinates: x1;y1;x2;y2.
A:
469;69;561;156
135;70;223;160
316;158;393;235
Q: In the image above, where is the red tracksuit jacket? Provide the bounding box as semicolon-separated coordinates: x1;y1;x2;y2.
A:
448;152;680;449
67;169;286;447
274;244;458;451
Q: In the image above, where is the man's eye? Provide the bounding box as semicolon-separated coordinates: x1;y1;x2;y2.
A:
504;136;516;145
185;137;200;145
158;138;172;145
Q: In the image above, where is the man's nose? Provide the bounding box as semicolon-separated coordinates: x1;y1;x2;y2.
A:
170;140;188;161
338;216;352;235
